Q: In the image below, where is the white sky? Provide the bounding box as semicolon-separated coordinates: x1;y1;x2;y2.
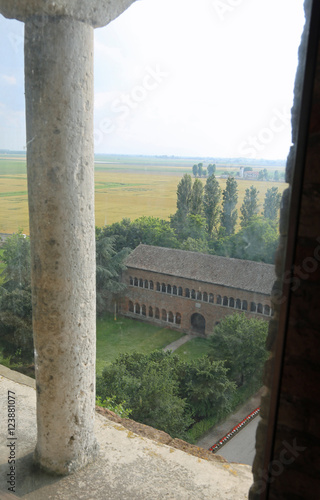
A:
0;0;305;159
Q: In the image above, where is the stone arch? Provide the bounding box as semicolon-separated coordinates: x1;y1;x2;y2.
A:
149;306;153;318
168;311;174;323
223;296;228;306
257;303;263;314
135;303;140;315
191;289;196;299
156;282;160;291
242;300;248;311
236;298;241;309
229;297;235;308
172;285;177;295
203;292;208;302
264;304;270;316
176;312;181;325
139;278;143;288
144;279;148;288
149;280;154;290
142;304;146;316
161;283;166;293
129;276;133;285
178;287;183;296
155;307;160;319
196;291;202;300
161;308;167;321
191;313;206;335
129;300;134;312
167;284;172;294
216;295;221;305
251;301;257;312
134;277;138;286
185;287;190;298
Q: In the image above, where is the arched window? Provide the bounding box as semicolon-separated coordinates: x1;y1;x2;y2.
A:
185;288;190;298
155;307;160;319
236;298;241;309
134;278;138;286
257;303;263;314
191;289;196;299
178;287;183;296
203;292;208;302
129;301;134;312
242;300;248;311
229;297;235;308
209;293;214;303
264;305;270;316
161;283;166;293
142;304;146;316
250;302;256;312
197;291;202;300
129;276;133;286
216;295;221;305
149;306;153;317
167;284;172;294
156;282;160;291
135;303;140;314
173;285;177;295
161;309;167;321
176;312;181;325
168;311;174;323
144;279;148;288
223;296;228;306
149;281;154;290
139;278;143;288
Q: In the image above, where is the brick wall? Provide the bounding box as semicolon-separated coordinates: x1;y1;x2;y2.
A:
121;267;271;336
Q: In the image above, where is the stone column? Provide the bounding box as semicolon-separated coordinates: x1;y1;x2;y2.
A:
0;0;136;476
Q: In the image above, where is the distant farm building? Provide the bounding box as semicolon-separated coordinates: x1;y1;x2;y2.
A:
121;245;275;336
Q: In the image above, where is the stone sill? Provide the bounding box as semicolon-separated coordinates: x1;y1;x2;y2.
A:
0;365;252;499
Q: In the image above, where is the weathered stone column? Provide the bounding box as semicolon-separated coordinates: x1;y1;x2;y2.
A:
0;0;136;475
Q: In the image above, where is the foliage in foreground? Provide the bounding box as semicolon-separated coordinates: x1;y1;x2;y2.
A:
208;313;269;387
96;350;235;439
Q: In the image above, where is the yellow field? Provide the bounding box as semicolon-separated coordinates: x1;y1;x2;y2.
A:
0;162;287;234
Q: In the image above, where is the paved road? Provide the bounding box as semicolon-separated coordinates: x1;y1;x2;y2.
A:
217;416;260;465
163;334;193;352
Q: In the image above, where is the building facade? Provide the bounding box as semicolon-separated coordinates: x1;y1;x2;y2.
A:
121;244;275;336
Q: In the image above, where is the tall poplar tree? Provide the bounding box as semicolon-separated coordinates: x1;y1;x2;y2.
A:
203;174;221;235
263;187;282;220
220;177;238;235
240;185;259;227
190;178;204;216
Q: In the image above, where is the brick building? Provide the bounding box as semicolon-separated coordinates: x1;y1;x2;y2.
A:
121;244;275;336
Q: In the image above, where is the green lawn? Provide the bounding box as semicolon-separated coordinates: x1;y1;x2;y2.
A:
96;314;183;374
174;337;210;362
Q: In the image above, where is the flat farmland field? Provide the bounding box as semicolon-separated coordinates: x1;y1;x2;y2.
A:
0;155;287;234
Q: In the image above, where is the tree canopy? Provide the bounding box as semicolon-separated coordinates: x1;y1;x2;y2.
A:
220;177;238;236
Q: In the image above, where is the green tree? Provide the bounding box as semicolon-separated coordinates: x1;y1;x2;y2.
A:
273;170;280;182
258;168;268;181
191;178;204;216
197;163;203;177
96;235;130;316
192;164;198;177
0;232;33;364
177;357;235;419
0;288;34;364
240;186;259;227
96;351;194;438
207;164;216;176
229;218;279;263
203;174;221;235
1;230;31;290
209;313;268;386
220;177;238;236
263;187;282;220
176;174;193;215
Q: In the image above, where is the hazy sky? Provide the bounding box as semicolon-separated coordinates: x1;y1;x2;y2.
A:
0;0;305;159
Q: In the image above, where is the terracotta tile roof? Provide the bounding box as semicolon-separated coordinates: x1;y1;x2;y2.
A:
125;244;275;295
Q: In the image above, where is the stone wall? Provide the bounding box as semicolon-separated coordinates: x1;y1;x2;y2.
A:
250;1;320;498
